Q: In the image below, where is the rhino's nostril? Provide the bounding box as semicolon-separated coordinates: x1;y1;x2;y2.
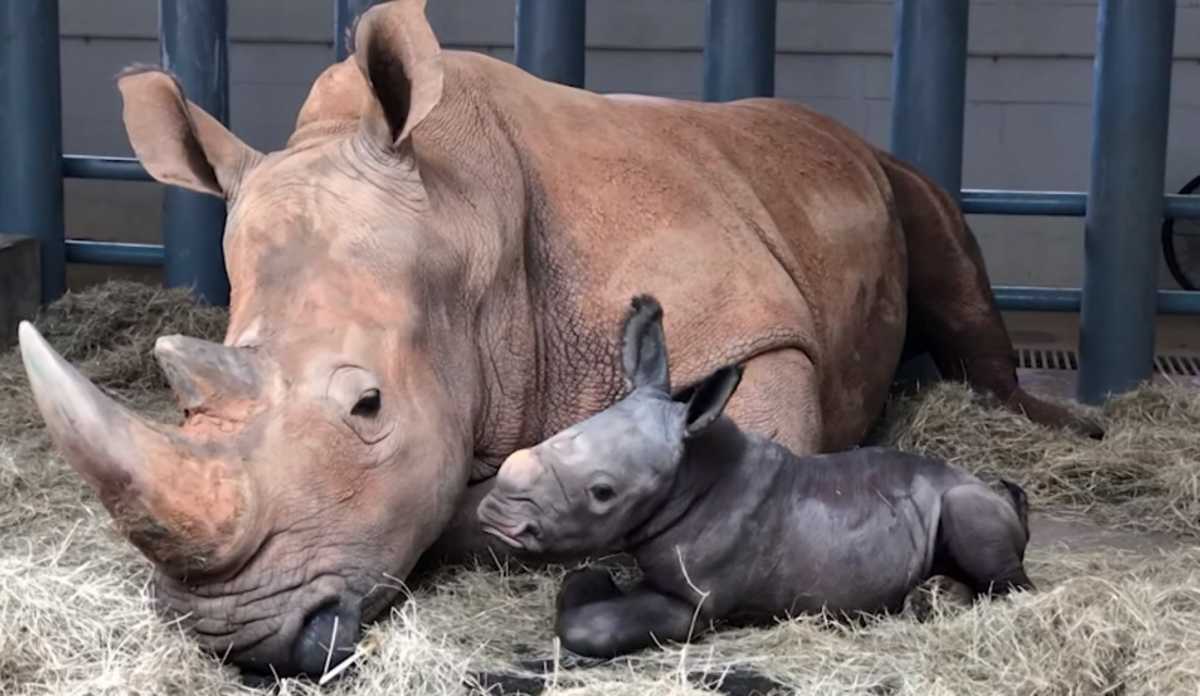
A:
292;598;362;679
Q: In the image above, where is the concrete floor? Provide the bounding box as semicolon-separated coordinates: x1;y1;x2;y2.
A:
1004;311;1200;399
1029;512;1185;556
995;312;1199;556
1004;311;1200;353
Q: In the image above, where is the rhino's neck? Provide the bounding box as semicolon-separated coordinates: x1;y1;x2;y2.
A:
410;56;546;474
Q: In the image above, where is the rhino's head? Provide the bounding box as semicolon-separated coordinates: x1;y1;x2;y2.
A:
477;296;744;555
20;0;489;679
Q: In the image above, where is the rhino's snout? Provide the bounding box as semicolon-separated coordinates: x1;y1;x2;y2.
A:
290;599;363;680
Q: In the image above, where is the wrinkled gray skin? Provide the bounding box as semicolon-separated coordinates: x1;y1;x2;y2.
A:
478;295;1035;659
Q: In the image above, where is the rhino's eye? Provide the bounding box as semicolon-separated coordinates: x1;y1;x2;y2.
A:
589;483;615;503
351;389;382;418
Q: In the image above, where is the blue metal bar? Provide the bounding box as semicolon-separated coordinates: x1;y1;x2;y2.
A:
1077;0;1175;403
62;155;152;182
66;241;165;267
890;0;969;202
334;0;376;61
159;0;230;305
1166;194;1200;220
996;286;1200;316
962;190;1086;217
702;0;777;102
515;0;586;87
1;0;65;302
961;190;1200;219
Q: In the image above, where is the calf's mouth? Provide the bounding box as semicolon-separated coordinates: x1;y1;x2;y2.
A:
477;496;543;551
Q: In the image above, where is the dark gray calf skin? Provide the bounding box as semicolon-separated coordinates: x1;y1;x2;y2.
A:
479;295;1034;659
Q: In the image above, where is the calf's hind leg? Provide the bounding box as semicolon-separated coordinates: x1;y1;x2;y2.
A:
936;484;1035;597
878;152;1102;439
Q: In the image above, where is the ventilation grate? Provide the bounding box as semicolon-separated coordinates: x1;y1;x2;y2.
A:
1013;347;1078;371
1153;354;1200;377
1013;347;1200;377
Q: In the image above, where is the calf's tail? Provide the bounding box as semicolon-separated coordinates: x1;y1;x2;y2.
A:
1000;478;1030;543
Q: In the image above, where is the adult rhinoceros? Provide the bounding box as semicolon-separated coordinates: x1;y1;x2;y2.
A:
18;0;1097;679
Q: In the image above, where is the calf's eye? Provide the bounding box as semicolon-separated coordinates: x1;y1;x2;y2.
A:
589;483;616;503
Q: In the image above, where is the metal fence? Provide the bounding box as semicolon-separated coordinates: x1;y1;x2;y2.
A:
2;0;1198;402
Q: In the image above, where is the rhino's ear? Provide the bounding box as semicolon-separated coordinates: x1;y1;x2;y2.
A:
675;365;743;438
622;295;670;393
353;0;444;151
117;66;261;199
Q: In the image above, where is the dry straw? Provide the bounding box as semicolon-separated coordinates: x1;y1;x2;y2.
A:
2;282;1198;695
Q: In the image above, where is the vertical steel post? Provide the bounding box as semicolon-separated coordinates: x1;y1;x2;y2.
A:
514;0;586;87
702;0;776;102
889;0;969;202
159;0;230;305
334;0;377;61
1078;0;1175;403
0;0;65;302
888;0;968;388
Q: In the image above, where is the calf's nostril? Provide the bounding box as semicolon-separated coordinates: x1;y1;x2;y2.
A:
292;599;363;679
517;520;541;539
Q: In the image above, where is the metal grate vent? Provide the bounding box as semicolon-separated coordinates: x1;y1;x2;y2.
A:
1152;354;1200;377
1013;347;1200;376
1013;347;1078;371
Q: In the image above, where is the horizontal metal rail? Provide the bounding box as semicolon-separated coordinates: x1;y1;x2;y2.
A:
65;240;165;267
963;189;1200;219
53;181;1200;316
62;155;152;181
994;286;1200;314
60;155;1200;221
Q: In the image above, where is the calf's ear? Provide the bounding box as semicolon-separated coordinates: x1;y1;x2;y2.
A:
677;365;744;437
621;295;670;393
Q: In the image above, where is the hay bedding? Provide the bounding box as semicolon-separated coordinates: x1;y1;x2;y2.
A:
2;282;1199;695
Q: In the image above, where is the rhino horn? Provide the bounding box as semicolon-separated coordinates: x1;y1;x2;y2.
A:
19;321;252;575
154;335;261;413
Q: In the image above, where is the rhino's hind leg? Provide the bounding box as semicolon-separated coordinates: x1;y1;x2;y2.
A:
878;152;1103;440
935;485;1035;597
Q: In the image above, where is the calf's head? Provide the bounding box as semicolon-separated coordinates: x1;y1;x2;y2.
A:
19;0;482;680
477;296;743;555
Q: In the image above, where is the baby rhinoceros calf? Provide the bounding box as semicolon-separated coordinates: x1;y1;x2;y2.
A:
477;295;1035;659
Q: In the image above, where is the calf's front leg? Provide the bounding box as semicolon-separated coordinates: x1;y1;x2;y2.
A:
556;567;624;613
556;582;701;658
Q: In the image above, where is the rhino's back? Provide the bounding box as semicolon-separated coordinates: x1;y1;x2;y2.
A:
448;52;908;444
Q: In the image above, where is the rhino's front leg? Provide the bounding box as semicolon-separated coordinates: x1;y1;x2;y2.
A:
556;582;700;659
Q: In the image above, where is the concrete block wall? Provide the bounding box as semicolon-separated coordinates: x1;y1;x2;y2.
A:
56;0;1200;290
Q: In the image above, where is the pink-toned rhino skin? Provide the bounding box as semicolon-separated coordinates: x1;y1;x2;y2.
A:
17;0;1097;677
